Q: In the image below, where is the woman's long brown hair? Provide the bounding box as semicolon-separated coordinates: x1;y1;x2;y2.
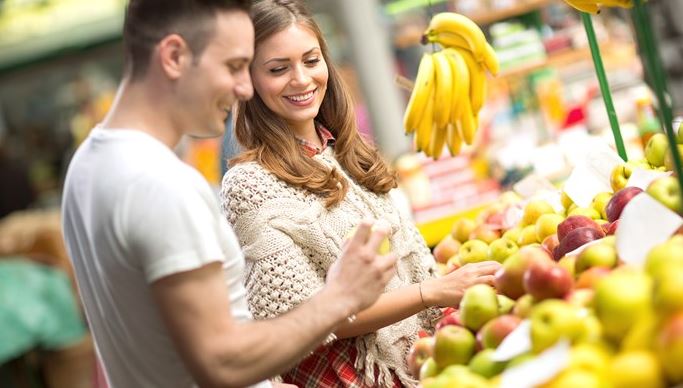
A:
230;0;397;208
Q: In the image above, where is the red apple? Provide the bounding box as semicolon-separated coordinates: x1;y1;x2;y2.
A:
477;314;522;349
494;246;553;300
434;235;461;264
605;187;644;222
523;261;573;301
554;227;605;260
557;215;601;242
407;336;435;378
656;313;683;384
435;309;462;331
470;224;501;244
603;220;619;235
575;266;612;289
542;234;560;259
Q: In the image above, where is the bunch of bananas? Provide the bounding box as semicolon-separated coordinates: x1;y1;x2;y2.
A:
563;0;634;14
403;13;499;159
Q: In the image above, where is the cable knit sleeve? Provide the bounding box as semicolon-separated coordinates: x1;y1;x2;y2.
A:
219;164;330;320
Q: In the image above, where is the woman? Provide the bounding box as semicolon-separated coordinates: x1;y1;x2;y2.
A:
220;1;500;386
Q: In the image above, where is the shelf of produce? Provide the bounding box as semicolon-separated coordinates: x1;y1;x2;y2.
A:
410;153;501;247
467;0;554;26
499;41;636;79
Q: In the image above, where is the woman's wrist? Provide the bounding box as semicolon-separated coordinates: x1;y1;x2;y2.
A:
418;279;436;308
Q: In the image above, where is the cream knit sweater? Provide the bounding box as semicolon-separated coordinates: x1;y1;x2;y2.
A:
220;147;441;387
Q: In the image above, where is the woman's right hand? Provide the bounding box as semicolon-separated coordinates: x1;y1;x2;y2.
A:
421;261;501;308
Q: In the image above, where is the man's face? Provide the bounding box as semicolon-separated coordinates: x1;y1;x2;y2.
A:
177;10;254;138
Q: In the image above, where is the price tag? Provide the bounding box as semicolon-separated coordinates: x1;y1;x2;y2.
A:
617;194;683;266
492;320;531;362
500;340;571;388
626;168;671;190
563;164;612;208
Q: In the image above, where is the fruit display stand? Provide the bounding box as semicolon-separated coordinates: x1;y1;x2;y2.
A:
400;2;683;387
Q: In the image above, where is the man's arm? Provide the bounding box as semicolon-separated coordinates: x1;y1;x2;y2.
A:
152;221;396;388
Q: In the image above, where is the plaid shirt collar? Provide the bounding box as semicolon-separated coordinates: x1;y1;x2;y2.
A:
295;122;336;158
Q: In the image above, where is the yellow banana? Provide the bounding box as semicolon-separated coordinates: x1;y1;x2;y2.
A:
403;53;435;134
425;31;481;61
428;123;448;159
456;48;486;113
415;91;435;152
445;123;463;156
431;51;454;129
425;13;487;63
443;48;470;122
482;42;500;76
564;0;601;13
459;97;477;145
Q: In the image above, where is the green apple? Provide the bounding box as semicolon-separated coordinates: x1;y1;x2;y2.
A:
575;243;617;274
545;369;606;388
591;192;613;220
645;239;683;278
609;351;665;388
530;300;584;353
468;349;507;378
419;357;440;380
568;343;611;376
664;144;683;172
535;213;565;242
438;365;490;386
496;246;552;300
513;294;535;318
517;224;539;246
488;238;519;263
459;284;499;331
594;268;653;343
451;218;477;243
497;294;515;314
557;255;576;279
502;226;522;243
645;133;669;168
347;225;391;254
610;162;636;192
459;239;489;264
433;325;476;368
561;191;574;211
647;176;682;214
653;264;683;316
522;200;556;226
568;207;601;220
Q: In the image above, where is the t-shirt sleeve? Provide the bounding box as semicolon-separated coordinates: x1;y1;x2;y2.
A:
121;172;226;283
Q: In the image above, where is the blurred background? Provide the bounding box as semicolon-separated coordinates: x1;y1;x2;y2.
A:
0;0;682;387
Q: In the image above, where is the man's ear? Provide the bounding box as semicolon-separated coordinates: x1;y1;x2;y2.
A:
157;34;193;80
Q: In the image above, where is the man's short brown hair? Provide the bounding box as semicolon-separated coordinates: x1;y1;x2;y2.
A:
123;0;251;79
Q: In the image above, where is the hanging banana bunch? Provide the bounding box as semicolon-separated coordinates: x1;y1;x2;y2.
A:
403;12;499;159
563;0;635;14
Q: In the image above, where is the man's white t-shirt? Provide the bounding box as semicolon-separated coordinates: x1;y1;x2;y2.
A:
62;128;270;388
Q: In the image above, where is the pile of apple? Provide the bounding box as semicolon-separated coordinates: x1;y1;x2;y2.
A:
411;133;683;387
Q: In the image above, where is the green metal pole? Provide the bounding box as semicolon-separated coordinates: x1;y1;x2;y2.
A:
580;12;628;161
631;0;683;193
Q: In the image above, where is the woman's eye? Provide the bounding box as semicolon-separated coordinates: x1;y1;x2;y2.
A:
269;66;286;74
305;58;321;65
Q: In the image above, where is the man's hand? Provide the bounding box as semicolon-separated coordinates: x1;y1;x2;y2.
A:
326;219;397;315
421;261;501;307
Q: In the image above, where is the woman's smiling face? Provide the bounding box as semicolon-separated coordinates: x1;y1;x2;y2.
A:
250;23;328;130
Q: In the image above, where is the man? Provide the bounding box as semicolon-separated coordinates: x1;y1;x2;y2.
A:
61;1;397;387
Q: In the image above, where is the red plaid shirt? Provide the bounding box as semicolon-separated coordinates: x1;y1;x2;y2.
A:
282;338;403;388
295;123;336;157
